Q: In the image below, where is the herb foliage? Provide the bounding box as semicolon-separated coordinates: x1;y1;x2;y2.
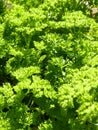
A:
0;0;98;129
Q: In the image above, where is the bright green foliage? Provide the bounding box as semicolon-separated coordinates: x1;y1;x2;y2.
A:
0;0;98;129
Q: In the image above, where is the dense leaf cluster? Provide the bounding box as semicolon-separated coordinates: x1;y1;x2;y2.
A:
0;0;98;129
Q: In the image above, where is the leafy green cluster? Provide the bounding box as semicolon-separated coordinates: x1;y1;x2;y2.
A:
0;0;98;129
